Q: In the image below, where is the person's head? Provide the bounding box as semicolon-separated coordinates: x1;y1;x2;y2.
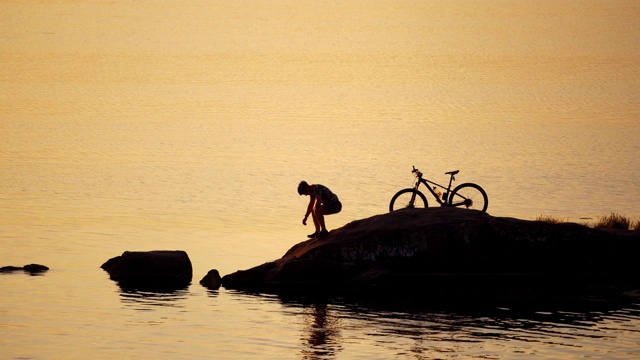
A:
297;181;309;196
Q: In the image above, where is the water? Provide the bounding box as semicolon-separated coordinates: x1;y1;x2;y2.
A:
1;0;640;358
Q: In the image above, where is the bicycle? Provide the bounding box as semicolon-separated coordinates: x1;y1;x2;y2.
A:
389;166;488;212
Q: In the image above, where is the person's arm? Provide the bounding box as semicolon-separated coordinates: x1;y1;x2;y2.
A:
303;195;317;225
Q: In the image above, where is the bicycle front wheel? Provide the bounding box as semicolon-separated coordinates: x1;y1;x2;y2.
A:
449;183;488;212
389;189;428;212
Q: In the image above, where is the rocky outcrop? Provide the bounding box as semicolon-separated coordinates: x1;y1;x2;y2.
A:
0;264;49;274
221;208;640;293
101;250;192;288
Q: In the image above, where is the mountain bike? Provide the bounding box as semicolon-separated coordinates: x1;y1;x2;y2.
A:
389;166;488;212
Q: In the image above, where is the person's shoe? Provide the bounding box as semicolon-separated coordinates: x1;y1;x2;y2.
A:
318;229;329;238
307;232;318;238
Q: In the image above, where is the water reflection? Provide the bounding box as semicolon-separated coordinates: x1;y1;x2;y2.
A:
300;303;343;360
117;283;190;310
204;288;220;298
270;286;640;359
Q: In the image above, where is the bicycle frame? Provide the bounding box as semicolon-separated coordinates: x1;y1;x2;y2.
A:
410;169;471;208
410;171;445;205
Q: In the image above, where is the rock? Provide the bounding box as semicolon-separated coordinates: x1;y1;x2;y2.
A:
221;208;640;293
0;264;49;274
221;262;278;289
199;269;222;289
101;250;192;288
100;256;120;273
23;264;49;273
0;266;24;273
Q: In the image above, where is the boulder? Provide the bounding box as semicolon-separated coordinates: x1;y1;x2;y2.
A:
23;264;49;273
221;208;640;293
199;269;222;289
101;250;192;287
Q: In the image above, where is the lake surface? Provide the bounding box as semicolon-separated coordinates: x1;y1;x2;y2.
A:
1;1;639;358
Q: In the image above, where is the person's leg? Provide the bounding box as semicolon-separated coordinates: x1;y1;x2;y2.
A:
317;202;341;236
322;202;342;216
313;205;326;231
310;205;321;233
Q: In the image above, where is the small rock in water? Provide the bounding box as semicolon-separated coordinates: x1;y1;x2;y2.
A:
200;269;222;289
0;264;49;274
23;264;49;273
0;266;23;273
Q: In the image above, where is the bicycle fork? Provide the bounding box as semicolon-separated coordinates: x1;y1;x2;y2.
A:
408;178;422;208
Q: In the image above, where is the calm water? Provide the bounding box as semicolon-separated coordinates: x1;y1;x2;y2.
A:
1;0;639;358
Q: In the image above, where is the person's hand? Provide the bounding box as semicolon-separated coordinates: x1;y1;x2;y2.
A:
302;215;308;225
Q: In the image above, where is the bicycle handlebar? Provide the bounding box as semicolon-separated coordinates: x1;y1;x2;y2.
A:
411;166;423;178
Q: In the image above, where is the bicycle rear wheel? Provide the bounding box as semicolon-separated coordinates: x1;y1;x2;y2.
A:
389;189;428;212
448;183;488;212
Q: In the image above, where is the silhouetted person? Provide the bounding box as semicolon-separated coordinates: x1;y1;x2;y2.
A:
298;181;342;238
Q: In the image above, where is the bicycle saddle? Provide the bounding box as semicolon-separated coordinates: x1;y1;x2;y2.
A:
445;170;459;176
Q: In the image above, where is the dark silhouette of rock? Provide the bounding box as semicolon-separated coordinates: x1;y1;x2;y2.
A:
0;264;49;274
23;264;49;273
200;269;222;289
101;250;192;288
100;256;120;274
221;208;640;293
